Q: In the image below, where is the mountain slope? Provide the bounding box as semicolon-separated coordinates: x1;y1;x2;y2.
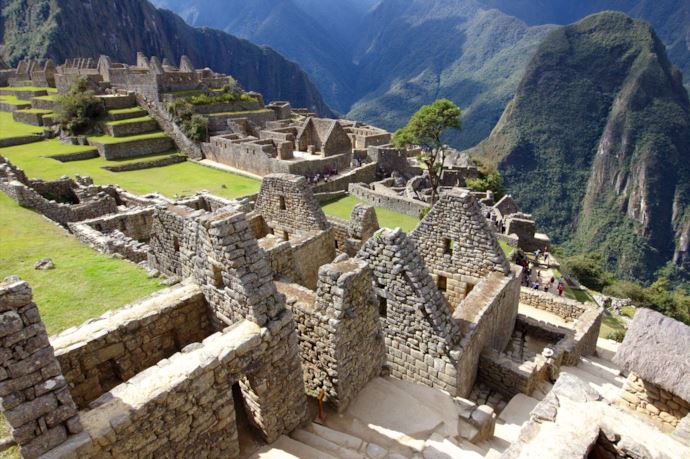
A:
479;0;690;93
348;1;554;148
0;0;333;115
469;12;690;280
153;0;364;112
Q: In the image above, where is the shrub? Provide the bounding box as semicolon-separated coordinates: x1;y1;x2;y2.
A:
607;330;626;342
418;207;430;220
54;77;105;135
182;114;208;142
466;170;503;198
562;252;613;291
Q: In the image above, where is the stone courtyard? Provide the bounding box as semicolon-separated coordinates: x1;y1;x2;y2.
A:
0;55;689;459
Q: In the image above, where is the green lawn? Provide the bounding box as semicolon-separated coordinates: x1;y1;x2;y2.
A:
108;107;146;115
0;111;42;139
0;95;31;106
0;86;57;93
320;195;419;233
498;240;514;258
88;131;167;144
0;139;260;199
106;115;153;126
600;313;626;339
0;193;164;335
19;108;52;114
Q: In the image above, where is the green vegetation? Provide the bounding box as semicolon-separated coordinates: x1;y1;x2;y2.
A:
393;99;462;204
0;193;163;335
54;77;105;135
561;253;614;292
0;95;31;106
165;99;208;142
0;86;57;93
468;13;690;283
320;195;419;233
498;240;513;258
466;168;503;198
0;111;42;139
106;115;153;126
88;131;168;144
0;139;260;199
108;107;146;115
187;90;256;106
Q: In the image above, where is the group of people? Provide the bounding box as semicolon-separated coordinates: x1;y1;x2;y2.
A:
306;166;339;185
515;250;565;296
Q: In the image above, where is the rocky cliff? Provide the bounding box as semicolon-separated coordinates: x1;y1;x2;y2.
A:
470;12;690;280
0;0;332;116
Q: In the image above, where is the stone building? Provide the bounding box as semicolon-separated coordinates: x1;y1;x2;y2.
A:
613;308;690;433
411;188;511;307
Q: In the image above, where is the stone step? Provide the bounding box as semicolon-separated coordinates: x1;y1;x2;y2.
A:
248;434;339;459
307;422;365;452
96;93;137;110
106;108;148;121
88;133;175;160
579;355;623;380
291;428;365;459
104;116;159;137
560;365;624;403
12;109;52;127
422;433;485;458
31;96;56;110
0;87;49;100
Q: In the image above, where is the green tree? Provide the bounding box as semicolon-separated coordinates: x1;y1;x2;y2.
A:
54;77;105;136
466;170;503;198
393;99;461;204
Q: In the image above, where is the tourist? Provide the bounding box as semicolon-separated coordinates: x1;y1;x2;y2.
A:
558;281;564;296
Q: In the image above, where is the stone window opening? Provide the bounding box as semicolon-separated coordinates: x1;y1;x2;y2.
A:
465;282;475;297
378;295;388;317
437;275;447;292
278;195;287;210
173;236;180;253
94;223;103;232
443;238;454;255
283;231;290;241
335;239;339;249
212;264;224;289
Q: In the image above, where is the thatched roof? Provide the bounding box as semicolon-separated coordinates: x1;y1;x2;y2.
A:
613;308;690;401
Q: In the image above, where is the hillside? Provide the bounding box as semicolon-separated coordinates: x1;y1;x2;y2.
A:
0;0;333;116
469;12;690;281
479;0;690;94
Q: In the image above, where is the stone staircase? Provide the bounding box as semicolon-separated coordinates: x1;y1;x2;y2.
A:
249;377;488;459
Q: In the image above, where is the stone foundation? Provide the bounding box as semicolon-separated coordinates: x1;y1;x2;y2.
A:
617;372;690;432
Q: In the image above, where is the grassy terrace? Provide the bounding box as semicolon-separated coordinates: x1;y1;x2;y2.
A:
108;107;146;115
0;111;42;139
0;86;57;93
0;139;261;198
106;115;153;125
88;131;168;144
321;195;420;233
0;95;31;106
0;192;163;335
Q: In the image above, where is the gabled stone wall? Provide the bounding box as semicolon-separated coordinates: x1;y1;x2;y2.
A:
358;228;463;394
411;189;510;307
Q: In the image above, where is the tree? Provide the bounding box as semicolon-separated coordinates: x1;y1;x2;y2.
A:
54;77;105;136
393;99;461;204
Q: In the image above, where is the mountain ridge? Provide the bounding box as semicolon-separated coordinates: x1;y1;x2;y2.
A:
0;0;333;116
469;11;690;280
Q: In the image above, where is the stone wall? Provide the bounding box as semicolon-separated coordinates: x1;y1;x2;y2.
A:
51;284;213;409
92;136;175;160
519;288;586;321
147;205;197;278
0;179;118;225
0;278;82;458
617;372;690;432
310;163;378;193
357;229;464;394
278;258;385;411
259;235;302;284
411;189;510;307
104;118;158;137
454;271;521;396
477;348;550;398
254;174;330;234
350;183;428;218
290;230;336;290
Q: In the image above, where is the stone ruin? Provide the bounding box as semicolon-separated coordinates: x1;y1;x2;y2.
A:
0;59;56;88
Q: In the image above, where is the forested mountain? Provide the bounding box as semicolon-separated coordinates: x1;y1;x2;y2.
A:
0;0;332;115
469;12;690;281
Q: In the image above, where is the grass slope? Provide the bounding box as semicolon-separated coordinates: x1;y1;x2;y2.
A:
0;192;163;335
0;139;260;199
0;111;42;139
320;195;419;233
